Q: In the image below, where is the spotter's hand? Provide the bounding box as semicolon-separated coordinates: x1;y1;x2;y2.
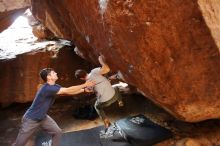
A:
84;87;94;93
84;80;96;87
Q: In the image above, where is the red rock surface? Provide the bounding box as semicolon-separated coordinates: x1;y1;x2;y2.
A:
198;0;220;50
0;8;27;32
0;0;30;12
0;1;54;40
31;23;54;40
1;1;220;122
24;10;55;40
0;46;91;105
0;0;30;32
30;0;220;122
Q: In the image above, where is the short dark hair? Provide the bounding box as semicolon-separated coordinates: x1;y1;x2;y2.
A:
75;69;87;79
39;68;54;82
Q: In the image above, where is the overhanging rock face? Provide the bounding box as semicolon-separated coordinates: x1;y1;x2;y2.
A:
5;0;220;122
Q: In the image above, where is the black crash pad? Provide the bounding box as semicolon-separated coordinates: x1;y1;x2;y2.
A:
35;114;172;146
116;114;172;146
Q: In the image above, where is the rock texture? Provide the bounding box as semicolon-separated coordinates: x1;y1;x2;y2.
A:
30;0;220;122
198;0;220;50
0;0;30;32
24;10;55;40
0;0;220;122
31;23;54;40
0;46;91;105
0;8;27;32
0;0;30;12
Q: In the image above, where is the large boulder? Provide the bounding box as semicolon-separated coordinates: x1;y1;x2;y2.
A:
30;0;220;122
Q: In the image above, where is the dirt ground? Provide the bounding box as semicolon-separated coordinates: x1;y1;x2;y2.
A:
1;93;220;146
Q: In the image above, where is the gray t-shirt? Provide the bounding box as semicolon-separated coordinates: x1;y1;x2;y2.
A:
87;68;115;102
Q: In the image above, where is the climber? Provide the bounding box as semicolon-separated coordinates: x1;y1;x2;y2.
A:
75;55;124;129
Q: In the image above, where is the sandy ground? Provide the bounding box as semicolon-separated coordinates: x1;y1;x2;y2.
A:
1;94;220;146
